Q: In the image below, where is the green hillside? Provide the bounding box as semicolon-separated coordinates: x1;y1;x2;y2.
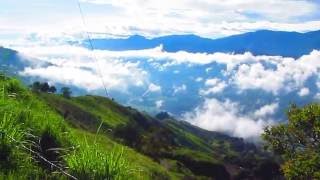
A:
0;75;281;179
0;75;173;179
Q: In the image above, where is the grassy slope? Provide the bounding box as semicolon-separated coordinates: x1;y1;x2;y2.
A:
41;93;199;179
0;76;174;179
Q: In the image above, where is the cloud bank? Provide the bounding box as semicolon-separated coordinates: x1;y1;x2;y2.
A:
14;43;320;100
10;42;320;140
17;45;148;92
184;98;275;140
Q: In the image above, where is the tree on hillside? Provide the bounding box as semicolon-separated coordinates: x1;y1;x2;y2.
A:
48;86;57;94
31;81;41;92
31;82;57;94
262;103;320;179
155;111;171;120
40;82;50;92
61;87;72;99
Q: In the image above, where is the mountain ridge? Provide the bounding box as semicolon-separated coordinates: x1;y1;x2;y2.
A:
86;30;320;58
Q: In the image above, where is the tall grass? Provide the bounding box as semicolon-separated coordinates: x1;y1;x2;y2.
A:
66;142;132;180
0;77;47;178
67;122;133;180
0;112;24;171
0;108;46;179
0;112;24;146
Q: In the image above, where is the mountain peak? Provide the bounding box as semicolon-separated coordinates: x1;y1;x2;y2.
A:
127;34;147;40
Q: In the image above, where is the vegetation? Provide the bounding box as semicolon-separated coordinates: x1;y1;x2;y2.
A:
263;103;320;179
155;111;171;120
66;143;131;180
0;75;285;179
31;81;56;93
0;75;139;179
61;87;72;99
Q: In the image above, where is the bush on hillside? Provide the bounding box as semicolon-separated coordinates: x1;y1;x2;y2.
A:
263;103;320;179
61;87;72;99
31;81;57;94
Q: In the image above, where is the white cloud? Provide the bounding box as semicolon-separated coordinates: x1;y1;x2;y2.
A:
141;83;162;97
316;81;320;89
17;45;148;92
200;78;227;95
184;98;273;140
148;83;161;92
173;84;187;94
195;77;203;82
233;63;285;94
155;100;164;109
206;67;212;73
74;1;320;39
232;51;320;94
80;0;319;26
298;87;310;97
254;103;279;118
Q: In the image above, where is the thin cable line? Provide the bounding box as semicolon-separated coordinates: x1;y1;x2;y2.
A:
7;134;78;180
76;0;109;97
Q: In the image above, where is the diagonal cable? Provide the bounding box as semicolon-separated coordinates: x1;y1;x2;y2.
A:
76;0;109;97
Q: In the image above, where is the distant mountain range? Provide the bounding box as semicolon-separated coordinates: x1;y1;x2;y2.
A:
86;30;320;58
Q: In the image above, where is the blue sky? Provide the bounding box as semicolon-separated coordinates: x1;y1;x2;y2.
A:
1;0;320;42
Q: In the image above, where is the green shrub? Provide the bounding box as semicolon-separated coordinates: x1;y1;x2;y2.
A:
263;103;320;179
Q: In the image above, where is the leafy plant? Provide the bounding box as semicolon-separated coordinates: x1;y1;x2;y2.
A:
61;87;72;99
262;103;320;179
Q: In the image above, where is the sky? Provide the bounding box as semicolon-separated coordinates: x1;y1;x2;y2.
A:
1;0;320;41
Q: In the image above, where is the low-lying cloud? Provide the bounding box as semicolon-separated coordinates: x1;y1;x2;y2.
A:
184;98;275;140
9;42;320;140
254;103;279;118
17;45;148;92
298;87;310;97
173;84;187;94
233;51;320;95
200;78;227;95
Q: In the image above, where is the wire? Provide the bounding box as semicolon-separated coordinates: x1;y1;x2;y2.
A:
7;134;78;180
76;0;109;97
